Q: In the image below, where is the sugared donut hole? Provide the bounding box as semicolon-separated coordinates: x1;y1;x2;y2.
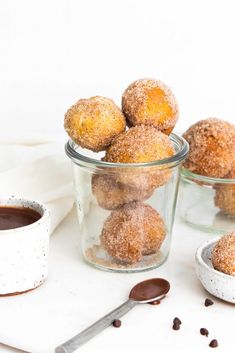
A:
214;167;235;216
64;96;126;152
183;118;235;178
122;78;178;134
101;202;166;264
103;125;174;189
92;174;154;210
212;232;235;276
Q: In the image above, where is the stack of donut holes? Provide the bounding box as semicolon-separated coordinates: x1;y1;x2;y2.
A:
64;78;179;264
183;118;235;216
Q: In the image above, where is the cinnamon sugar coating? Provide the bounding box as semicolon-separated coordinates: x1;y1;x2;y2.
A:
142;206;166;256
183;118;235;178
103;125;175;189
212;232;235;276
92;174;154;210
101;202;166;264
64;96;126;152
122;79;178;134
214;166;235;216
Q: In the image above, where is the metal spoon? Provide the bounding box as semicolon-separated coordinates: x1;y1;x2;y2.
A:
55;278;170;353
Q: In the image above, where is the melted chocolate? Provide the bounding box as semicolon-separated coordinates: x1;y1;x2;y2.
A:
129;278;170;302
0;207;41;230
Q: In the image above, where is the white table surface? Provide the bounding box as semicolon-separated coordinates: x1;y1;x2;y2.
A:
0;207;234;353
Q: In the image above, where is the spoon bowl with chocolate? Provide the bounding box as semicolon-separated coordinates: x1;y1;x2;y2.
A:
55;278;170;353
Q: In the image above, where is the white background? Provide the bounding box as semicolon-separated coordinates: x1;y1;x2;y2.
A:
1;0;235;136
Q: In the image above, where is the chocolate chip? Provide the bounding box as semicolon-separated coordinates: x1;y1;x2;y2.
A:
172;322;180;330
112;319;121;328
173;317;182;325
200;328;209;337
209;339;218;348
205;298;214;307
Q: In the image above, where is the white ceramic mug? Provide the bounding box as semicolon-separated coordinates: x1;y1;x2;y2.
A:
0;197;50;295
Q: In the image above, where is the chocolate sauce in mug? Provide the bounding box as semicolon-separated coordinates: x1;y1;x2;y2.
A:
0;207;41;230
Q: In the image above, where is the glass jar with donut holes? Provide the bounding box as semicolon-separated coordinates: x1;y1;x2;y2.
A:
65;134;188;272
180;169;235;234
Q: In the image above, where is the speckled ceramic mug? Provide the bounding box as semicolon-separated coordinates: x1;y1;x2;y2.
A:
0;197;50;295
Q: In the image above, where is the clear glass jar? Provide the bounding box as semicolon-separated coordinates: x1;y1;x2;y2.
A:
180;169;235;233
65;133;188;272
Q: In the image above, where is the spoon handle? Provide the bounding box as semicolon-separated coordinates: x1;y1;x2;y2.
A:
55;299;137;353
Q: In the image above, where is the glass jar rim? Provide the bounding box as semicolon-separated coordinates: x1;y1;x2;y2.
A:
65;133;189;169
181;168;235;184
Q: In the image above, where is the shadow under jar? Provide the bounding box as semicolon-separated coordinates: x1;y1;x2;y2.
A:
65;133;188;272
180;169;235;233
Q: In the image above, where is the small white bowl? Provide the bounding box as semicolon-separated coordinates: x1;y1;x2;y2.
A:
0;197;50;295
195;237;235;304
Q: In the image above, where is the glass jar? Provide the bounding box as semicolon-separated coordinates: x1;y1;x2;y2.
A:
65;133;188;272
180;169;235;233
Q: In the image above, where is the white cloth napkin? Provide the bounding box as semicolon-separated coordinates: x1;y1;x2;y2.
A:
0;132;74;234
